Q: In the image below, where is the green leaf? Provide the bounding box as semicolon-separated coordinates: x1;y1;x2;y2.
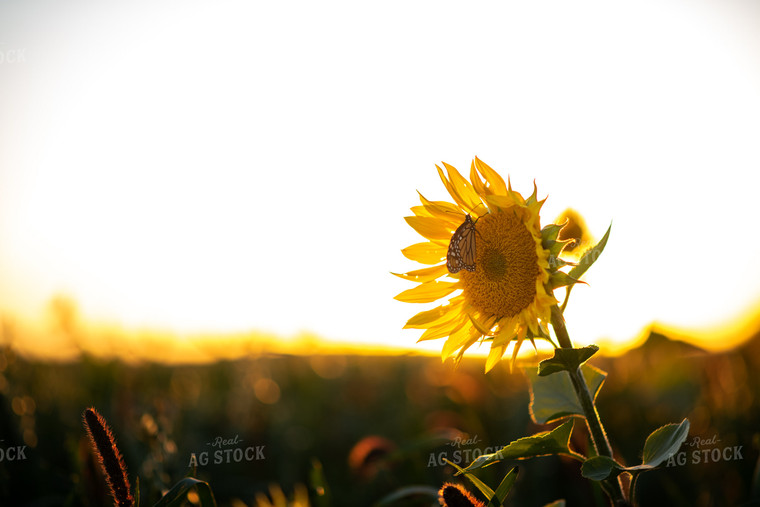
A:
445;459;495;500
549;271;583;291
528;363;607;424
548;257;574;270
541;223;563;245
639;418;691;469
462;420;582;472
153;477;217;507
538;346;599;376
568;224;611;281
580;419;691;481
581;456;622;481
488;467;518;507
541;225;577;260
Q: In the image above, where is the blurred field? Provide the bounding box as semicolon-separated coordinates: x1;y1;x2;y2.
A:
1;326;759;506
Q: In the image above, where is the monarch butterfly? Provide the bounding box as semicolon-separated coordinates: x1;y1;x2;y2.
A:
446;214;479;274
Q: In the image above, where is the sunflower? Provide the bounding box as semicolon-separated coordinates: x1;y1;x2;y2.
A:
395;158;571;372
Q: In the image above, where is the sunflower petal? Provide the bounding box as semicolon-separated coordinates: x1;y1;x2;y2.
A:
509;326;529;370
454;328;483;365
391;264;449;283
444;325;480;361
419;313;468;341
418;192;463;224
469;160;489;200
436;164;481;213
436;164;467;211
474;157;507;195
404;302;461;329
492;323;516;347
404;216;455;241
467;313;496;337
484;194;519;212
441;161;483;212
410;205;433;218
486;343;508;373
401;242;447;264
394;280;458;303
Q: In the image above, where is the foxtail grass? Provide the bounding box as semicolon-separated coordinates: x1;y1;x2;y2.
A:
83;407;134;507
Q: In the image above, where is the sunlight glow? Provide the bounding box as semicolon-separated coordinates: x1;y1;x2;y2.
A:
1;0;760;360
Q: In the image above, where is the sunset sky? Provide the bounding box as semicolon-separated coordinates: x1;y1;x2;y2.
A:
1;0;760;360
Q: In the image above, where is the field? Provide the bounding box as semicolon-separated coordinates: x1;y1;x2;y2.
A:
1;328;759;506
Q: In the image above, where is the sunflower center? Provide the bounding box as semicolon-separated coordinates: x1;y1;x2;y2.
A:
461;209;539;318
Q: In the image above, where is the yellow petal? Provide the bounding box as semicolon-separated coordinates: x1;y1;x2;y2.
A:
392;265;449;283
467;312;496;336
485;343;508;372
410;205;434;218
436;164;482;214
442;323;479;359
394;280;458;303
403;302;461;329
400;242;447;264
441;161;483;212
418;313;468;341
484;194;519;213
418;192;463;224
469;160;489;200
508;326;530;370
451;327;482;364
404;215;454;241
491;324;516;347
474;157;507;195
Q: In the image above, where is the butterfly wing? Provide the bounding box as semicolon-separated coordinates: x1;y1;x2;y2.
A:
447;215;478;274
458;226;477;270
446;247;464;273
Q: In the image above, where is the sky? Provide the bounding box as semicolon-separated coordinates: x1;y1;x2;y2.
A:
1;0;760;359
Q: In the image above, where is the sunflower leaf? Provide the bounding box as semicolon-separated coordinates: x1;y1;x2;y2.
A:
638;418;691;469
541;224;563;245
461;420;581;472
581;419;690;481
581;456;624;481
568;224;611;281
549;271;583;290
547;257;574;271
527;363;607;424
538;346;599;376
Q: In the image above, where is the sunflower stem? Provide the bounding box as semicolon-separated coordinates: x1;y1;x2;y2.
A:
550;304;573;349
550;305;630;507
